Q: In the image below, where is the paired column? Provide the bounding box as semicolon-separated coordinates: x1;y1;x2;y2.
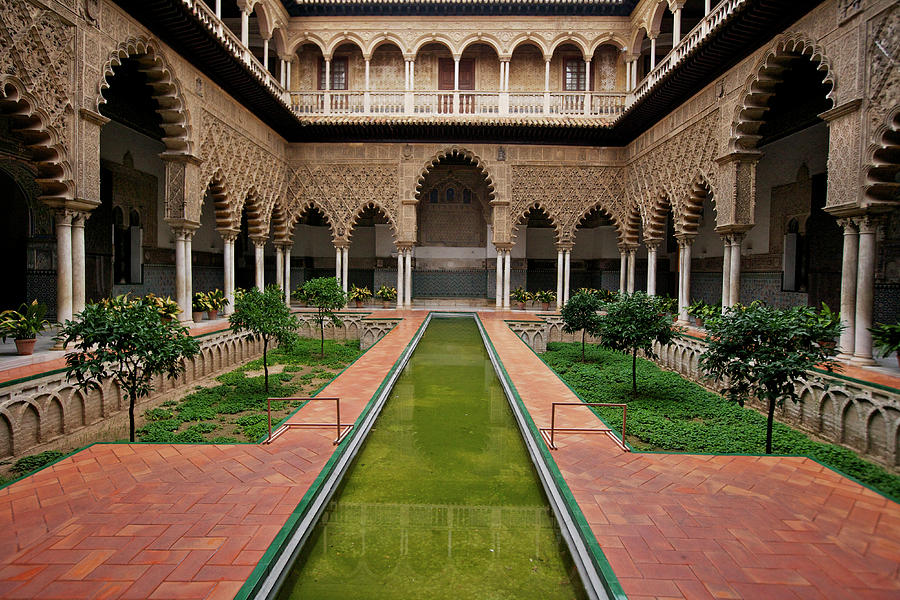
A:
54;211;74;324
282;245;292;305
171;225;196;323
404;248;412;306
396;248;405;308
837;218;859;357
72;213;87;316
335;246;343;286
720;234;732;308
562;248;571;305
342;247;349;294
221;231;237;314
728;234;743;308
677;236;693;324
627;247;636;294
275;246;284;291
556;248;564;308
618;249;627;292
646;240;659;296
503;249;512;309
496;252;504;307
852;217;879;365
252;238;265;290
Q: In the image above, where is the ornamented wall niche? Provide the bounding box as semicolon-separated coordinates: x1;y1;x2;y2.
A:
102;153;158;247
418;167;488;247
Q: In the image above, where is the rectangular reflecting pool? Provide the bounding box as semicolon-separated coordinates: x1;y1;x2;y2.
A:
276;317;586;599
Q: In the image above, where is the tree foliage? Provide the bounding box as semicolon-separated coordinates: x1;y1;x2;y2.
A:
302;277;346;356
594;292;682;393
560;291;602;361
700;303;842;454
229;285;299;393
57;295;200;441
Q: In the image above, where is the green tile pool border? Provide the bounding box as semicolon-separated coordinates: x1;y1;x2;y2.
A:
512;323;900;507
233;314;430;600
479;314;628;600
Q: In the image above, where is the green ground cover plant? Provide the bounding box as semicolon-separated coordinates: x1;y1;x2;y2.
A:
541;341;900;499
137;337;361;444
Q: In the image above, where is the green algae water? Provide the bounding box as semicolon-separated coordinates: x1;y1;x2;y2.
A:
276;317;586;600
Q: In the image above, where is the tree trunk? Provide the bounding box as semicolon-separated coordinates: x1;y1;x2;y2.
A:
632;348;638;394
581;329;586;362
766;397;776;454
320;319;325;357
128;394;135;442
263;336;269;394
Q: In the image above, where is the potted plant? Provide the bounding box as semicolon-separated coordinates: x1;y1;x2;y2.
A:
657;295;677;315
348;284;373;308
0;300;50;356
192;292;209;322
510;287;530;310
597;289;619;303
533;289;556;311
377;285;398;308
144;293;181;322
870;322;900;368
291;286;308;307
809;302;841;349
204;289;228;320
687;300;720;328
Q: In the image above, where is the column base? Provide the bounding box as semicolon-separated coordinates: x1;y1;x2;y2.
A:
850;356;877;366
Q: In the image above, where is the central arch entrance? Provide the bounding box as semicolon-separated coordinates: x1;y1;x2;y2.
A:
414;153;494;299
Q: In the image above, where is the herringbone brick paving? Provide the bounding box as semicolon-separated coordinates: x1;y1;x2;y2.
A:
0;309;897;599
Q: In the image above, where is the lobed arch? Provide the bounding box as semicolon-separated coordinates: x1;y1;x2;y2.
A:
864;106;900;206
569;201;624;246
286;200;338;242
676;174;716;237
199;170;232;229
98;36;194;156
415;147;496;204
620;203;642;247
547;34;591;59
346;201;399;242
643;190;673;242
269;200;292;243
510;202;563;244
0;77;74;204
508;35;551;58
237;188;268;239
730;32;835;153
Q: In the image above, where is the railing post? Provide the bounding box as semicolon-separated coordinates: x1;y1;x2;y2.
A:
267;397;272;443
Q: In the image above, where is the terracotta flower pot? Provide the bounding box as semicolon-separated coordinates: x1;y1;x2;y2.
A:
208;309;219;320
355;300;364;308
192;311;205;322
516;301;525;310
541;302;550;311
14;338;36;356
383;300;391;308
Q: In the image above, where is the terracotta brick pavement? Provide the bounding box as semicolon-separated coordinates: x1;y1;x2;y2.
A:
479;312;900;600
0;313;426;599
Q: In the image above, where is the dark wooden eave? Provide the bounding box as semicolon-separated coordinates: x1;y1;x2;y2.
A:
114;0;826;146
281;0;638;17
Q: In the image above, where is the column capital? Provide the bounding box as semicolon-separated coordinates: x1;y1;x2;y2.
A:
554;242;574;251
836;217;858;233
166;218;200;235
250;236;268;249
643;238;662;251
667;0;686;10
218;228;240;242
674;234;695;246
54;209;76;227
855;215;883;235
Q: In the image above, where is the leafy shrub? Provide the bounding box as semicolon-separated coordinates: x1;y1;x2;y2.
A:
11;450;65;476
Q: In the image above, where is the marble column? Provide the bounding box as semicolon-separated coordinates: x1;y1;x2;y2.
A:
55;210;73;324
619;250;627;292
240;9;249;47
503;250;511;308
496;252;503;307
627;248;636;294
72;212;87;316
275;246;284;291
253;239;264;290
563;249;571;304
404;249;412;306
222;231;237;315
853;217;878;365
650;36;657;71
397;249;404;308
335;247;342;285
342;247;349;294
646;241;658;296
677;237;693;324
673;6;683;45
720;234;732;308
838;218;858;358
185;231;194;311
556;248;564;307
729;233;743;308
283;246;291;305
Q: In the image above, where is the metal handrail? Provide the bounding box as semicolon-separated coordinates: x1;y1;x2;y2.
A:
265;396;351;445
539;402;629;452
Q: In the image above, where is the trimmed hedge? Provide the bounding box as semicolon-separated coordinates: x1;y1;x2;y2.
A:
542;342;900;500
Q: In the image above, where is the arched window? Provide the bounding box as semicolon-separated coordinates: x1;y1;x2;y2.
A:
446;187;455;203
430;188;438;203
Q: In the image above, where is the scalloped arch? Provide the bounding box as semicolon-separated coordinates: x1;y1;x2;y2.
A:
730;33;835;152
346;201;399;241
0;77;73;204
98;37;194;156
511;202;563;244
415;147;496;204
570;201;623;245
864;106;900;205
285;200;337;243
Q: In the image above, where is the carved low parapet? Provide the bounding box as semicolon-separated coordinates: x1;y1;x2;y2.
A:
0;328;263;461
293;310;397;350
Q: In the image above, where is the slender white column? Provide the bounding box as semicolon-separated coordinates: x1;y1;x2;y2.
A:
720;235;732;308
275;246;284;290
627;248;636;294
496;252;503;307
678;238;693;324
55;211;73;324
563;250;571;304
544;59;550;90
404;249;412;306
365;60;370;91
185;232;194;310
619;251;627;292
174;229;187;320
650;37;657;71
838;218;859;357
253;240;264;289
584;58;591;91
286;58;292;89
342;247;349;294
215;0;221;17
646;242;658;296
853;217;878;364
240;9;249;47
72;213;86;315
397;250;404;308
283;248;291;305
325;59;331;90
499;62;505;90
626;59;632;90
673;8;682;45
410;60;414;89
223;235;234;314
503;250;511;308
556;249;564;308
404;60;409;91
729;234;743;307
453;58;460;91
263;39;269;70
704;0;711;14
280;60;286;87
335;246;342;284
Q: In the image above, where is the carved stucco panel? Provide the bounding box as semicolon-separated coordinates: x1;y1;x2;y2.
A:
866;4;899;143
